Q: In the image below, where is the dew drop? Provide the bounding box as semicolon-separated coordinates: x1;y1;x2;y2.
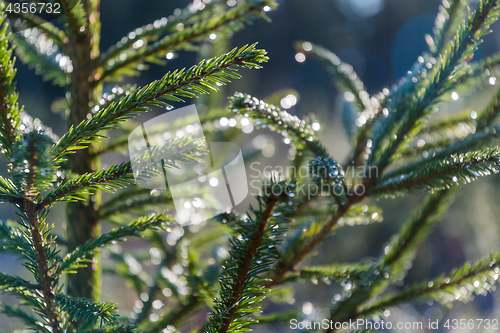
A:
295;52;306;63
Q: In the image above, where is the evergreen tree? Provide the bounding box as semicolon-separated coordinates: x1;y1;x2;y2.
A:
2;0;500;332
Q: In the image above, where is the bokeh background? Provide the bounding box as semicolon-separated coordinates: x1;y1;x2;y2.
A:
3;0;500;331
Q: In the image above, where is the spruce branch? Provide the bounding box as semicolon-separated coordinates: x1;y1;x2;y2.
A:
268;194;376;287
22;199;61;333
268;204;349;287
9;131;56;197
60;0;87;37
321;192;448;330
370;148;500;196
103;252;148;296
293;41;381;165
379;190;454;281
0;14;22;157
427;0;468;57
206;197;279;333
57;213;169;275
358;250;500;317
55;294;118;327
253;310;301;325
477;86;500;128
143;295;201;333
99;0;222;65
294;41;371;113
132;278;162;326
131;134;207;174
53;44;268;156
427;112;476;133
39;162;135;210
10;31;70;87
91;101;211;157
476;51;500;74
10;133;62;333
283;263;375;284
7;0;500;331
394;112;477;157
309;156;347;206
92;134;130;156
324;189;457;324
350;54;435;166
6;11;67;47
0;220;27;252
338;202;383;227
76;327;136;333
389;124;500;176
100;186;150;210
42;135;206;210
399;121;475;159
269;160;369;286
0;272;39;291
90;84;137;118
136;258;198;329
328;190;453;332
204;180;295;333
0;303;51;333
445;51;500;93
97;191;172;221
230;92;328;156
0;176;21;205
97;0;275;82
342;99;360;145
275;200;378;290
0;287;44;314
370;0;500;171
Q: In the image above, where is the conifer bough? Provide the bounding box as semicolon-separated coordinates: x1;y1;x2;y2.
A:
3;0;500;332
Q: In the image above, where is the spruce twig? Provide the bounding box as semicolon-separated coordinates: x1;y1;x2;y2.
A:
23;199;61;333
220;197;278;333
370;0;500;171
54;44;268;157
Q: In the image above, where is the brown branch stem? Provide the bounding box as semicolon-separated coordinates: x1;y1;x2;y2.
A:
23;199;62;333
219;196;279;333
